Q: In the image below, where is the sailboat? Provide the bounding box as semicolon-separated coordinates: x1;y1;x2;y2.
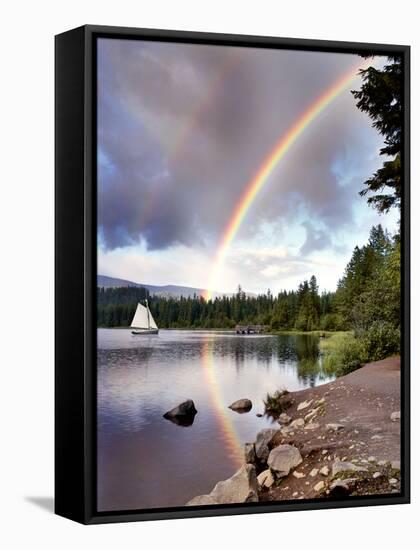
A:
131;300;159;335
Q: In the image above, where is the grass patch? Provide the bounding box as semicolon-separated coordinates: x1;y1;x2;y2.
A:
320;332;368;376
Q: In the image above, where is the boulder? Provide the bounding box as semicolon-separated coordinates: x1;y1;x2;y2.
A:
244;443;256;464
186;464;258;506
313;480;325;492
255;429;279;462
229;398;252;412
186;494;218;506
267;444;302;478
257;469;275;488
319;466;329;476
163;399;197;426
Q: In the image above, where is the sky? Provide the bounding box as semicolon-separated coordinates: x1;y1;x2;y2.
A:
97;38;399;295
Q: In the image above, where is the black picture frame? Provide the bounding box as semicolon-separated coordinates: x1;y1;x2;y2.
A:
55;24;410;525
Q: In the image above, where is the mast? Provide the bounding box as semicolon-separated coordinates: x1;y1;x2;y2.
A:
146;299;150;330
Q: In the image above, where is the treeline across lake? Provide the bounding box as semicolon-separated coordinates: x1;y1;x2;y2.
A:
98;224;400;340
98;279;332;331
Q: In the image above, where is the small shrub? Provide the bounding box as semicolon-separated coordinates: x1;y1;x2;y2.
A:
264;389;291;414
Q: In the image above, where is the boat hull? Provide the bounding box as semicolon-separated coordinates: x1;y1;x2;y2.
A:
131;329;159;335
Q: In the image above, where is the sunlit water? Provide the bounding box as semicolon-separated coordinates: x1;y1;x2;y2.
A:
97;329;334;511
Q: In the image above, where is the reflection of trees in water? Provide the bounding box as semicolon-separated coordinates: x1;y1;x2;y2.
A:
294;334;320;361
99;333;332;386
207;334;327;382
211;337;277;373
277;334;325;386
291;335;333;385
297;358;322;387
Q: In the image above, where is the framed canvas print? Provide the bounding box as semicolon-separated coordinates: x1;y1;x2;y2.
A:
55;25;410;524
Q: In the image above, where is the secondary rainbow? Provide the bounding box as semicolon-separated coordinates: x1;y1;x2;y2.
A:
139;50;242;227
204;59;370;300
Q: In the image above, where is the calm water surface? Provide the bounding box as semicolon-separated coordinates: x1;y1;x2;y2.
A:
97;329;334;511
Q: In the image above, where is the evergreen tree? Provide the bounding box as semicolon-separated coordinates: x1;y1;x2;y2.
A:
352;56;402;212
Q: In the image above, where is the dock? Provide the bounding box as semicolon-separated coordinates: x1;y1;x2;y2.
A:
235;324;265;334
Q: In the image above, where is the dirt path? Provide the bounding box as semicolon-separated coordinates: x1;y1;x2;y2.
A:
259;356;401;501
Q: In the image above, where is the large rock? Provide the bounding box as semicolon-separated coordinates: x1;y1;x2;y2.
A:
186;464;258;506
255;429;279;462
267;444;302;478
229;398;252;412
185;494;218;505
163;399;197;426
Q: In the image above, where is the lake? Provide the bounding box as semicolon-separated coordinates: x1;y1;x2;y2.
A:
97;329;334;511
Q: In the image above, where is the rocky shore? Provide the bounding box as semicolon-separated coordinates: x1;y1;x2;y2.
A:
187;356;401;506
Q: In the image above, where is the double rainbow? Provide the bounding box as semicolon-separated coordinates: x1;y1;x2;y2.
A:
204;59;370;300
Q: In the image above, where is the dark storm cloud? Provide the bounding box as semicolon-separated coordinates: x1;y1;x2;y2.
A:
97;39;383;251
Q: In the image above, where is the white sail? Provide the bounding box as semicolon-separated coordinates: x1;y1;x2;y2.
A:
148;309;158;330
131;303;149;329
130;302;159;330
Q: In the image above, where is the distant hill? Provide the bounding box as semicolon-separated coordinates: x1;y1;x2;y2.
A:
98;274;217;298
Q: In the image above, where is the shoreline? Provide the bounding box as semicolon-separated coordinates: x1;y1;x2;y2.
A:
187;356;401;505
97;326;340;336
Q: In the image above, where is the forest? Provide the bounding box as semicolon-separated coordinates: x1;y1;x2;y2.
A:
97;224;400;333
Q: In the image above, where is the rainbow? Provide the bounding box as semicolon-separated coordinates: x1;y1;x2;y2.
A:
201;338;244;468
204;59;371;300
